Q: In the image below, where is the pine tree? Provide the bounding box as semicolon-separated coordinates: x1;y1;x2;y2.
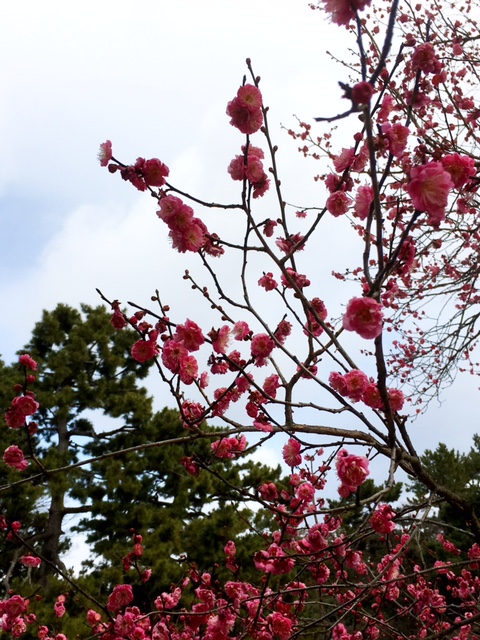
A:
1;303;154;590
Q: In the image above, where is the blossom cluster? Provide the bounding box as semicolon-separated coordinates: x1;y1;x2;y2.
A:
226;84;263;135
157;194;221;255
98;140;169;192
329;369;405;412
336;448;370;497
228;145;270;198
2;355;41;476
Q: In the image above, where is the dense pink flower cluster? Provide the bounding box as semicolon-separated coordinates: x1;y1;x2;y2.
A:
329;370;405;412
336;449;370;497
161;338;198;385
226;84;263;135
157;195;210;254
155;586;182;611
5;393;39;429
343;297;384;340
211;435;247;459
254;543;296;574
54;595;66;618
18;354;37;371
0;595;30;636
102;144;170;191
228;145;270;198
74;19;480;640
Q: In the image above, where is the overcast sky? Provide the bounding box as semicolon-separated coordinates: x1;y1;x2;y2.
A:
1;0;478;469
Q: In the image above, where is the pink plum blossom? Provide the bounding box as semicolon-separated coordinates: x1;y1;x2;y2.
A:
5;395;39;429
274;319;292;345
411;43;442;74
98;140;113;166
333;147;355;172
237;84;263;111
107;585;134;612
211;435;247;459
268;612;294;640
251;333;275;365
131;338;159;363
54;595;66;618
134;157;169;187
3;446;28;471
329;371;349;396
304;297;328;337
254;543;295;574
232;321;250;341
228;145;270;197
258;272;278;291
336;449;370;497
327;191;352;217
351;81;374;105
226;85;264;135
407;161;453;225
174;319;205;352
383;122;410;157
281;268;310;289
283;438;302;467
20;556;41;568
263;374;280;399
162;339;188;373
210;326;231;354
441;153;476;189
343;297;384;339
178;354;198;385
354;184;374;220
343;369;370;402
370;504;396;535
19;354;37;371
